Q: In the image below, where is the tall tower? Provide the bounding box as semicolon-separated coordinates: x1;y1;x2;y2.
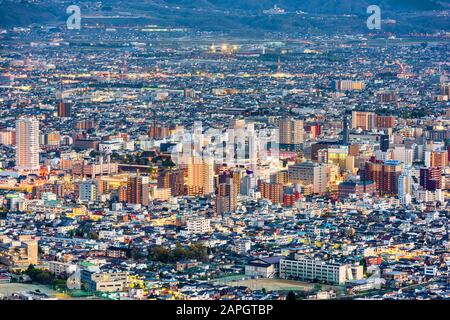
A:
15;117;40;172
342;112;350;145
187;156;214;196
127;171;142;205
216;181;237;215
279;118;304;151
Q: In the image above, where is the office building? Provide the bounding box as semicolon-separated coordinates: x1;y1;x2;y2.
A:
288;162;328;195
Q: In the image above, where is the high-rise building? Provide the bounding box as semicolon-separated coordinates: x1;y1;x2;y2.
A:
334;80;365;91
306;123;321;139
57;101;72;118
429;150;448;168
279;118;304;151
351;111;375;131
157;170;171;189
365;160;403;196
288;162;328;195
391;146;413;166
440;83;450;96
259;182;283;204
0;128;15;146
42;132;61;148
420;167;442;191
380;134;390;152
170;168;186;196
187;156;214;196
342;113;349;145
240;173;256;196
15;118;40;172
148;125;170;139
75;120;95;131
216;181;238;215
398;170;413;204
375;115;396;129
377;90;397;103
126;172;150;206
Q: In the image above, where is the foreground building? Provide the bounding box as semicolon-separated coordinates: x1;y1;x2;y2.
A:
280;254;364;285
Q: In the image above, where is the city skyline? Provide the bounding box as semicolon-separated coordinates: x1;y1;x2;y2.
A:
0;0;449;311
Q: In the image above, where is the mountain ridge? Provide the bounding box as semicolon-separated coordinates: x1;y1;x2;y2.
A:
0;0;449;32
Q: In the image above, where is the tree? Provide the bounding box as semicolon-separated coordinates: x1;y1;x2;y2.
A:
286;291;297;300
313;284;322;292
360;257;368;275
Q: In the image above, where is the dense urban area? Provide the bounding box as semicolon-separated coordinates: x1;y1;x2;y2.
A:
0;0;449;301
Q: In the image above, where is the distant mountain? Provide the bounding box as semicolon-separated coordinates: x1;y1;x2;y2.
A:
156;0;449;13
0;1;63;27
1;0;449;33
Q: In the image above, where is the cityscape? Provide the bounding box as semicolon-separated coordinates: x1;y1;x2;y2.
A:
0;0;449;305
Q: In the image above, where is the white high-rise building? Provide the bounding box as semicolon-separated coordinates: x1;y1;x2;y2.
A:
15;118;40;172
398;170;412;205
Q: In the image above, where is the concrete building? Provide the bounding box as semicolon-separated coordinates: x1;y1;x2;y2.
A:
280;254;363;285
79;180;98;202
245;257;282;278
187;156;214;196
186;218;211;234
15;118;40;172
279;118;304;151
81;270;129;293
351;111;375;131
288;162;327;195
365;160;404;196
259;182;284;204
48;261;77;276
216;181;238;215
0;235;38;270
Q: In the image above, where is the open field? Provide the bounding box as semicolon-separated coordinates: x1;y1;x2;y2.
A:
0;283;57;298
225;278;339;292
